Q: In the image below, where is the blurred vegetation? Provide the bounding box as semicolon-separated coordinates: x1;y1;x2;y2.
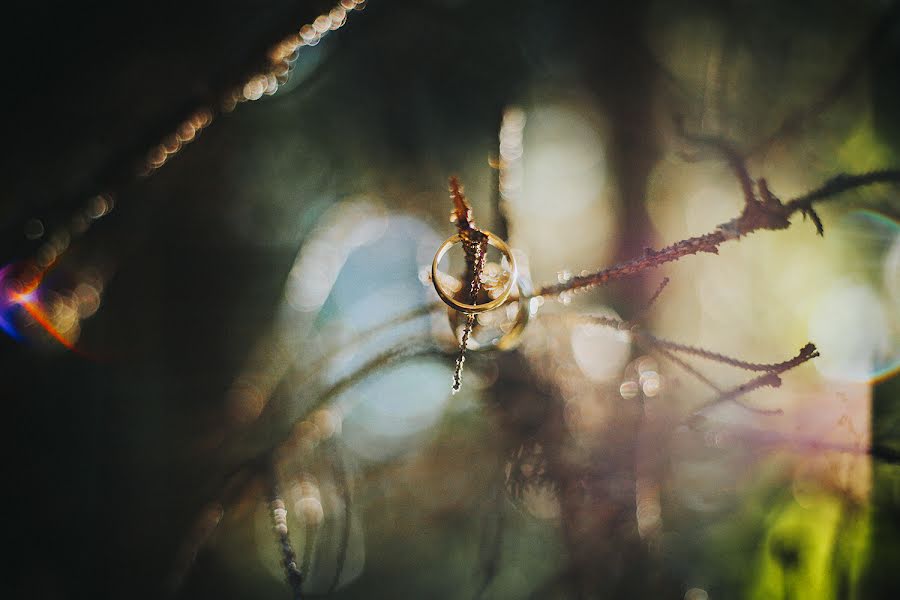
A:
3;1;900;599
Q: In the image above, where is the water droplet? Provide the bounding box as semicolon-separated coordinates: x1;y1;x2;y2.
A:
642;374;661;397
619;380;640;399
636;356;658;375
24;218;44;240
685;588;709;600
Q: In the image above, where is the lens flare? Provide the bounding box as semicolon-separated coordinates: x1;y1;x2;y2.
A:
807;210;899;383
1;263;81;351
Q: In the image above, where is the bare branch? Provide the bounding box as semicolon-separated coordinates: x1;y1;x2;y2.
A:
690;344;819;416
572;314;817;416
632;277;670;322
641;336;819;373
676;116;755;204
268;467;305;600
642;343;722;393
747;3;900;157
684;422;900;467
536;169;900;297
324;441;352;595
449;176;480;238
454;237;488;393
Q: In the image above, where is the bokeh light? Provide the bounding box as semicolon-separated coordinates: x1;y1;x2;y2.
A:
807;211;900;382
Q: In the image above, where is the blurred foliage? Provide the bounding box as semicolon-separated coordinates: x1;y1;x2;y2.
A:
3;1;900;599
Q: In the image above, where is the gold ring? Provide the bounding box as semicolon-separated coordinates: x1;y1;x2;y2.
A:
494;275;533;350
432;231;517;314
447;272;534;351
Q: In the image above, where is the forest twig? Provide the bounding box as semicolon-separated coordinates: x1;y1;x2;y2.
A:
642;343;723;393
631;277;670;323
454;238;487;393
689;343;820;416
448;176;490;393
685;421;900;467
268;467;305;600
641;336;820;373
747;3;900;157
535;169;900;298
572;313;818;416
324;440;353;595
676;116;755;202
14;1;367;276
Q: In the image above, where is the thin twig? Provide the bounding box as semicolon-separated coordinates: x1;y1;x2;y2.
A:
268;466;305;600
676;116;755;203
642;343;722;393
630;277;670;324
690;344;820;416
473;479;506;600
18;1;367;273
447;176;490;393
454;238;487;393
747;3;900;157
300;521;317;586
535;169;900;297
570;314;817;416
642;335;820;373
324;440;352;595
176;341;446;597
685;421;900;467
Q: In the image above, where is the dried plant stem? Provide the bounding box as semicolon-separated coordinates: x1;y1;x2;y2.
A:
690;343;820;416
572;313;819;416
446;175;493;393
642;342;722;393
454;313;477;393
166;462;264;596
301;341;442;418
20;1;366;273
474;479;506;600
453;238;488;393
536;230;725;297
324;440;352;595
642;335;819;373
535;169;900;298
636;277;670;316
677;117;756;201
300;521;318;587
268;468;305;600
747;3;900;157
301;302;439;383
686;422;900;467
165;502;225;596
219;341;441;503
184;342;447;596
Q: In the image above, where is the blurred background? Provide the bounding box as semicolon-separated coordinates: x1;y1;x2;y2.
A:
2;0;899;598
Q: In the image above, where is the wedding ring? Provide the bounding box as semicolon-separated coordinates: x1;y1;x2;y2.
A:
432;230;517;314
447;271;533;351
494;274;532;350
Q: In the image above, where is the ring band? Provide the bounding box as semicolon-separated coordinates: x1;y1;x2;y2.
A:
447;272;533;351
432;231;518;314
494;275;532;350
